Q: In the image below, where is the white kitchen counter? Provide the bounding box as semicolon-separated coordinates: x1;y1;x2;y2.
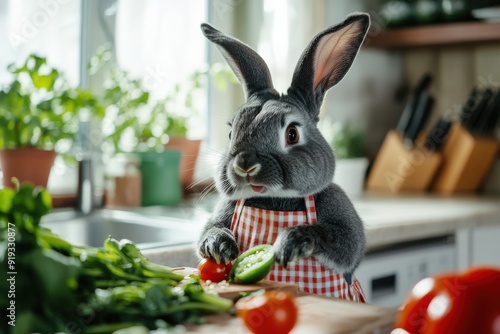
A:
142;193;500;267
358;193;500;249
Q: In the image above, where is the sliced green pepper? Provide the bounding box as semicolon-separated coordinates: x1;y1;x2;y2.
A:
229;244;275;284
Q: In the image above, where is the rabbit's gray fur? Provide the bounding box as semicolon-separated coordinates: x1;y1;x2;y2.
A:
198;13;370;275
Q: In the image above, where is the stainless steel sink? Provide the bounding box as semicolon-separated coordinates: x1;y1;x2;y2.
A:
41;207;209;249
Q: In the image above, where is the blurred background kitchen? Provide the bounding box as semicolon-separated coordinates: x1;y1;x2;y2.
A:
1;0;499;308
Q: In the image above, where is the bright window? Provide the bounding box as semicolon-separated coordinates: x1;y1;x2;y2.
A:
0;0;81;85
112;0;209;139
0;0;82;194
0;0;210;194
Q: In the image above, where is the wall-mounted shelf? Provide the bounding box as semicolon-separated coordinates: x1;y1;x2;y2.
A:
366;21;500;49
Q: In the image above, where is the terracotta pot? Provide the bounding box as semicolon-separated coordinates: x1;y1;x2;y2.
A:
166;138;201;192
0;147;56;188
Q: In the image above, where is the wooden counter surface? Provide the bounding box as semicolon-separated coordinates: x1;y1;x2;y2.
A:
186;294;397;334
173;268;397;334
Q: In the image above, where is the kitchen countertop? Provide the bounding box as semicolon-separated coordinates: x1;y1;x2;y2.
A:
40;193;499;332
142;193;500;267
170;269;397;333
186;294;397;334
357;192;500;249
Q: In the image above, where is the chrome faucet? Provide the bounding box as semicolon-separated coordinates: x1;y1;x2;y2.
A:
77;159;94;214
75;109;102;214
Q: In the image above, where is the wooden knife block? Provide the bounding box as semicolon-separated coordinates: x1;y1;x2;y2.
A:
432;124;499;194
366;131;442;192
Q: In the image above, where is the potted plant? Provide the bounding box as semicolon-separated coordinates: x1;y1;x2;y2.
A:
92;48;236;205
0;54;103;188
321;120;369;198
97;66;183;207
145;65;234;194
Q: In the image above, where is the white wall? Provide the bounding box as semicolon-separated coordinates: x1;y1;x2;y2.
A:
205;0;406;160
324;0;405;159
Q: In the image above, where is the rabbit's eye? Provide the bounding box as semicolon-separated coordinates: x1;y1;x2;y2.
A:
228;130;232;140
286;125;299;145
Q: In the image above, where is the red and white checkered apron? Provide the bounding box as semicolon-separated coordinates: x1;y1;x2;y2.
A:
230;195;366;302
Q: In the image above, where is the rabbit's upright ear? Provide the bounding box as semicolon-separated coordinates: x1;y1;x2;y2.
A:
201;23;276;100
289;13;370;114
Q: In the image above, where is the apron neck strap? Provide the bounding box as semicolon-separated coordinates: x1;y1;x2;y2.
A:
231;199;246;230
304;195;317;223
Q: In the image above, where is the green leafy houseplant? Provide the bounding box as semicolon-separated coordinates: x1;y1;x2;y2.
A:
91;48;237;205
98;67;194;153
320;120;368;198
0;54;103;188
329;122;367;160
0;54;103;152
96;67;186;206
89;46;237;153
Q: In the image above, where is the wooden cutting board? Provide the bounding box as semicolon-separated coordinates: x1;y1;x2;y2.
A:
185;294;397;334
176;267;397;333
173;267;299;300
213;279;299;300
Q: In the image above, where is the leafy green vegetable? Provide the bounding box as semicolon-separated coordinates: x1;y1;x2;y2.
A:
0;183;232;334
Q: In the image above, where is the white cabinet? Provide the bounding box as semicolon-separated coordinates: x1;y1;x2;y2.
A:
356;238;455;308
471;225;500;266
456;224;500;268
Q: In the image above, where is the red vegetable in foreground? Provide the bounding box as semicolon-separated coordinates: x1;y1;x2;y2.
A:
393;266;500;334
235;290;298;334
197;258;232;283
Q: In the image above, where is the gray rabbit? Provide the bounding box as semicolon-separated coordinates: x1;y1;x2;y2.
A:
197;13;370;301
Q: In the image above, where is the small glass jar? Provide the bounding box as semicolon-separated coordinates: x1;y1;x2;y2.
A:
105;154;142;207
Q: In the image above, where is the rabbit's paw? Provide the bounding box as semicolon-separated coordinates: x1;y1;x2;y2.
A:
274;228;316;269
198;229;239;264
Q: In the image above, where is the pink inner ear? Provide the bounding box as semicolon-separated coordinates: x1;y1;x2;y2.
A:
313;23;362;90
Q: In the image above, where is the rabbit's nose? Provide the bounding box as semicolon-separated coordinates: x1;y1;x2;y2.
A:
233;151;261;177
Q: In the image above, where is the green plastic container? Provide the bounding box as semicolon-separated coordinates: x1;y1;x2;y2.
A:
135;150;182;206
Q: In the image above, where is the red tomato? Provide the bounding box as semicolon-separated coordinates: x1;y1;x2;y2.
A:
235;291;298;334
393;266;500;334
424;267;500;334
395;273;457;334
460;266;500;298
197;258;231;283
224;261;233;278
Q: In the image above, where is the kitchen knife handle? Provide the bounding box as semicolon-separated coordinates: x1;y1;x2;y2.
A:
396;74;433;135
467;88;493;135
478;89;500;137
460;87;478;127
404;93;434;148
424;119;452;152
